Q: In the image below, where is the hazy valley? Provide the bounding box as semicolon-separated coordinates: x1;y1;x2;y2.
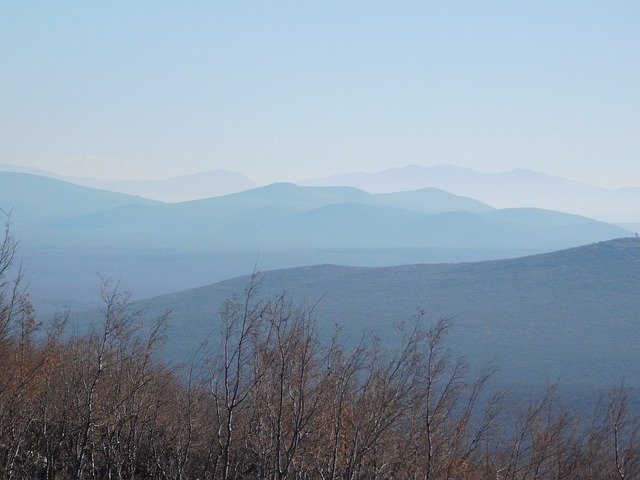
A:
0;170;631;313
2;167;640;478
2;167;638;392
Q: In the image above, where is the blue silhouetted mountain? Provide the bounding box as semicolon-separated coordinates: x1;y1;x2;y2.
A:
0;164;257;202
0;172;161;222
133;237;640;397
300;164;640;224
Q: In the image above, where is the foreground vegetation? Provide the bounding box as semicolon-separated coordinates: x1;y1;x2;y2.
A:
1;219;639;479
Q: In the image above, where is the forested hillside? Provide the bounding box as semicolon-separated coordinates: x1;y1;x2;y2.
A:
2;220;639;479
136;237;640;393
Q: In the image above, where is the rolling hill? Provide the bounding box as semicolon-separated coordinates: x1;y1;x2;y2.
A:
132;237;640;396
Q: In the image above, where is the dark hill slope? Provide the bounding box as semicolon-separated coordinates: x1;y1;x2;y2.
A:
136;238;640;391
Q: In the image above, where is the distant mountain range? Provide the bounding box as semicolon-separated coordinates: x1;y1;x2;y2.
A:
299;164;640;225
0;164;257;202
0;172;631;315
4;163;640;225
133;237;640;394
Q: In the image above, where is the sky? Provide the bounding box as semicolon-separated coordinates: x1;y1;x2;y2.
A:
1;2;639;187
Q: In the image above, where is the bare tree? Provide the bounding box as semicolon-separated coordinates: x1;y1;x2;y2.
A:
577;384;640;480
246;293;326;479
204;271;268;479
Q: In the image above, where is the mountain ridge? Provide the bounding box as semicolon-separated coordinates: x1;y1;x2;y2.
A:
0;165;257;202
299;164;640;223
6;163;640;223
133;237;640;392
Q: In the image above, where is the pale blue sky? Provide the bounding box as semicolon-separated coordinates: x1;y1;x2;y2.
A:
1;2;638;186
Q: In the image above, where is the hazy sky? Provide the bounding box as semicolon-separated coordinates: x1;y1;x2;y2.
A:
2;2;639;186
